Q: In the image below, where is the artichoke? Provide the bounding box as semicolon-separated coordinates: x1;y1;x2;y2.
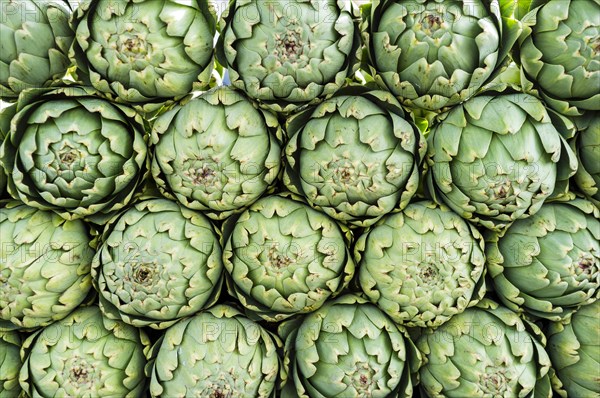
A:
572;115;600;205
361;0;521;113
19;305;150;397
71;0;217;111
518;0;600;116
222;194;355;322
487;196;599;321
0;0;74;100
0;330;22;397
0;86;149;224
280;294;421;398
0;104;12;198
216;0;361;113
547;300;600;398
284;86;426;228
92;198;223;330
146;304;281;397
0;201;94;331
426;93;577;232
151;86;283;220
356;200;486;328
416;299;553;398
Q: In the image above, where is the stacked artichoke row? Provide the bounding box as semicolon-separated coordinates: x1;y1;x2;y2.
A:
0;0;598;397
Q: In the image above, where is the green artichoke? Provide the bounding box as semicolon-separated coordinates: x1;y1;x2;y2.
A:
222;194;355;322
19;305;150;397
361;0;521;113
518;0;600;116
284;86;426;228
547;300;600;398
417;299;553;398
426;93;577;232
92;198;223;329
0;104;12;198
0;330;22;397
487;196;599;321
0;86;149;224
356;200;486;328
216;0;361;113
0;0;74;100
71;0;217;111
151;86;283;220
0;201;94;331
572;115;600;205
146;304;281;397
280;294;421;398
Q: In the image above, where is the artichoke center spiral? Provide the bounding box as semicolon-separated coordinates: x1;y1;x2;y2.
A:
576;252;598;276
418;264;439;285
350;362;375;396
134;265;155;285
59;150;80;165
111;30;150;65
421;13;443;33
184;160;219;187
274;23;304;65
199;371;236;398
65;356;98;390
487;175;515;202
480;368;510;396
267;243;295;269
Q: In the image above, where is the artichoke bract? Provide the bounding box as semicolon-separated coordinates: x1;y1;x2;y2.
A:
572;115;600;205
0;330;22;396
284;87;426;228
217;0;361;113
0;86;149;224
222;194;355;322
151;86;283;220
417;299;553;398
362;0;521;113
147;304;281;397
0;0;74;100
426;93;577;232
0;202;94;331
356;200;486;328
92;198;223;330
487;196;599;321
280;294;421;398
19;306;150;397
71;0;217;111
547;300;600;398
518;0;600;116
